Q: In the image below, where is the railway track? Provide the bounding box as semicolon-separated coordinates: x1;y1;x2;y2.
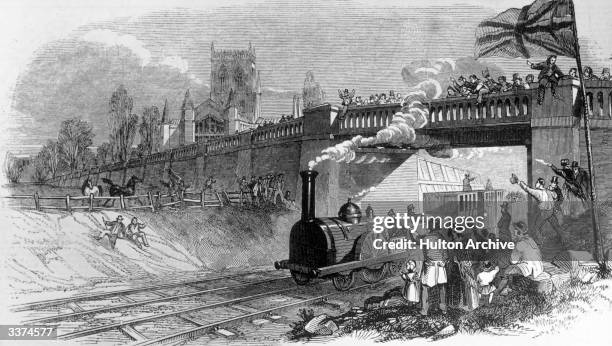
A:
13;269;397;345
12;270;281;312
134;279;394;346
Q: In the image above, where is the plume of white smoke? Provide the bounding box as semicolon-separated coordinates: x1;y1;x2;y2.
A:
352;187;377;199
307;57;507;170
308;90;434;170
435;58;457;70
307;58;458;170
415;67;441;75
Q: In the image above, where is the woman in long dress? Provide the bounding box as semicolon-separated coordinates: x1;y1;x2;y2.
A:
401;260;420;305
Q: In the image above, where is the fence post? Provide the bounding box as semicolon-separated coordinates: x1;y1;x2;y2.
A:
120;195;126;210
89;193;94;212
148;192;155;212
65;195;71;212
216;192;224;207
156;191;161;210
200;190;205;208
34;192;40;211
223;191;231;206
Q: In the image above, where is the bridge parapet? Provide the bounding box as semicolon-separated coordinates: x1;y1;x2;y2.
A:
338;103;401;136
336;80;612;133
147;149;175;164
172;143;200;159
206;133;242;153
427;89;535;128
252;117;304;143
583;80;612;118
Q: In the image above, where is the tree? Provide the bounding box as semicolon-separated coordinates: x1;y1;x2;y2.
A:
302;71;325;108
109;85;139;162
139;105;161;156
79;148;96;170
57;118;94;170
31;154;48;184
3;152;27;183
39;140;62;178
96;142;112;165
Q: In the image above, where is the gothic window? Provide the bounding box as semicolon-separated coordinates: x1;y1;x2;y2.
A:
218;65;228;90
234;67;244;87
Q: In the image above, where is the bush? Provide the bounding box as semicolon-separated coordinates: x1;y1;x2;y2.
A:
3;153;27;183
287;308;316;340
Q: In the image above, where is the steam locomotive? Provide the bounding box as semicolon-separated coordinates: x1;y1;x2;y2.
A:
274;170;409;291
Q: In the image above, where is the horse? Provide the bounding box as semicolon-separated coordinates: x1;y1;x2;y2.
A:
81;179;103;196
101;175;142;206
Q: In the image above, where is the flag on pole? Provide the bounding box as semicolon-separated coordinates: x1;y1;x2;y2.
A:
475;0;605;262
475;0;577;59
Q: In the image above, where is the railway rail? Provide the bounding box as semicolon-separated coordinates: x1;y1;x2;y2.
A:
135;279;394;345
12;271;268;312
13;270;396;345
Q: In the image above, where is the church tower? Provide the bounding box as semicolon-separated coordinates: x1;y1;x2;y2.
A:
210;42;260;123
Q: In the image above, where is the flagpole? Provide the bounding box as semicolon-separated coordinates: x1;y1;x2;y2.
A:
569;0;604;262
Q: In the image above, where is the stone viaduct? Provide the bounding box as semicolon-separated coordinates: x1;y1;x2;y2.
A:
48;79;612;221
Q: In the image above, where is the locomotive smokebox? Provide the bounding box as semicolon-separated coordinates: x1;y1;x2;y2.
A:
300;170;318;222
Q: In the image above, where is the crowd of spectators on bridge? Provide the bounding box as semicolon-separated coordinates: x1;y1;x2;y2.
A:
446;65;611;104
253;115;295;130
338;89;404;107
255;120;277;129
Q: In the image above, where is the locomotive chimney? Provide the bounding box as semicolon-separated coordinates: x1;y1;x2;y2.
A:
300;170;318;222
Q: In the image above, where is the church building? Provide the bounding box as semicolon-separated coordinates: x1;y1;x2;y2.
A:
178;43;262;147
159;42;262;150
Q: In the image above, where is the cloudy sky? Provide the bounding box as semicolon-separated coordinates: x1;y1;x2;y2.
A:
1;0;611;189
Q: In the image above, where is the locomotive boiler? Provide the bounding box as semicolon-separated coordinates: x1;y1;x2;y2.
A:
274;170;409;291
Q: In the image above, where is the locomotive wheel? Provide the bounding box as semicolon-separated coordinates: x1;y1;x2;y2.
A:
291;270;310;285
358;232;389;283
332;271;355;291
361;263;389;283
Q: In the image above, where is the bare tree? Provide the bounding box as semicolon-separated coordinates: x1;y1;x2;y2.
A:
139;105;161;156
31;154;48;184
57;118;94;170
79;148;96;170
39;140;62;178
96;142;112;165
109;85;138;162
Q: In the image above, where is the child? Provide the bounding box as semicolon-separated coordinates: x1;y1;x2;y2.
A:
401;260;420;305
477;261;499;305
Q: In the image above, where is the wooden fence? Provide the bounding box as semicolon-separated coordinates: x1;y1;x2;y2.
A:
1;190;240;213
